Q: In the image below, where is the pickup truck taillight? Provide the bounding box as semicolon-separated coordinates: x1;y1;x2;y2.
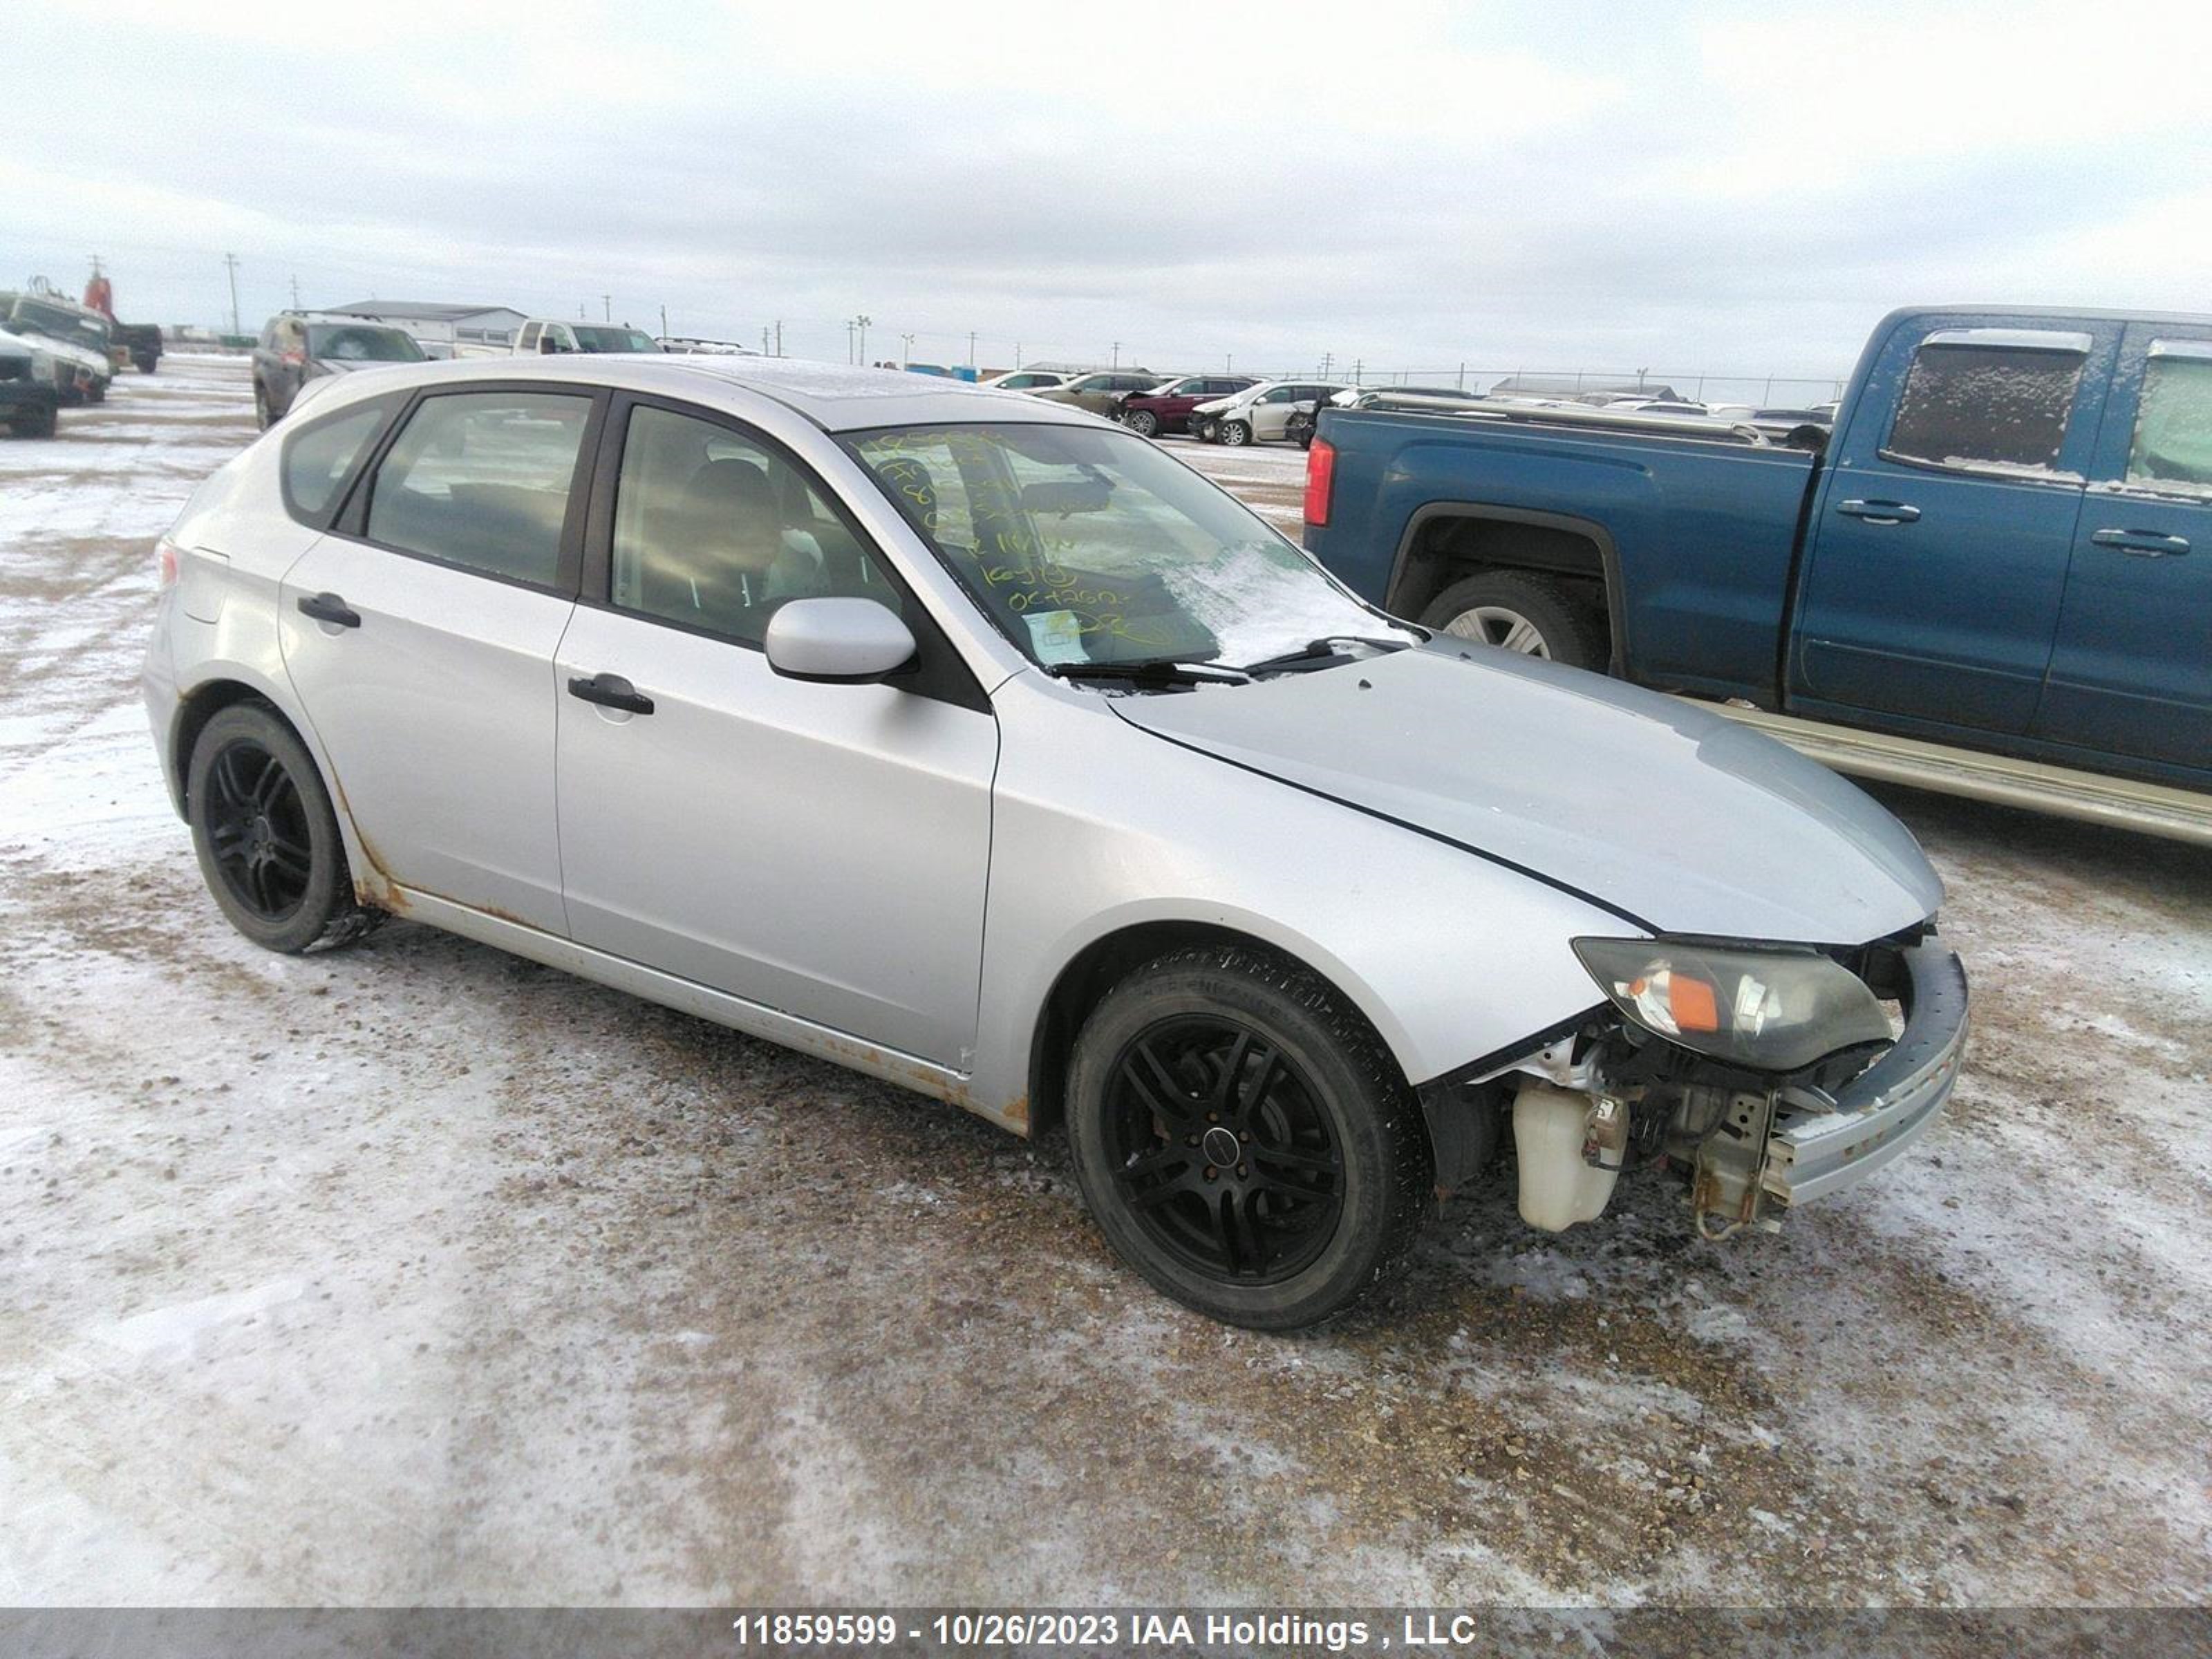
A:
156;536;181;588
281;349;306;367
1303;436;1336;527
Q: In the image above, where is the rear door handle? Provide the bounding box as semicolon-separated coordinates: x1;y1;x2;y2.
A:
1835;498;1921;525
566;672;655;715
2090;528;2191;557
297;591;361;628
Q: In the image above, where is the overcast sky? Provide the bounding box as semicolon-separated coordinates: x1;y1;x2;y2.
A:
7;0;2209;388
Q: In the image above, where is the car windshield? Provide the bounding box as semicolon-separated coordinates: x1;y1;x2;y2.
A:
844;423;1417;675
571;326;659;352
15;300;109;351
308;325;425;362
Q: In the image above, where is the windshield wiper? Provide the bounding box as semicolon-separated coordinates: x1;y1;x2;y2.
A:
1044;658;1250;686
1239;635;1414;675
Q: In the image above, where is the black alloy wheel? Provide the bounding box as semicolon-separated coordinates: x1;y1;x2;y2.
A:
1103;1015;1345;1284
202;737;315;924
1067;944;1431;1329
186;702;382;953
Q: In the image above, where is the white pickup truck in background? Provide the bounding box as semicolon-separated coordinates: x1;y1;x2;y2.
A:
512;319;662;355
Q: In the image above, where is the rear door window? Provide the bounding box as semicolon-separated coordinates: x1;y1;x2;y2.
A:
2124;346;2212;494
1886;335;2088;473
364;391;593;588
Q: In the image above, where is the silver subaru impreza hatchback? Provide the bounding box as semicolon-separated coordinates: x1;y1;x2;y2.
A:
143;355;1967;1328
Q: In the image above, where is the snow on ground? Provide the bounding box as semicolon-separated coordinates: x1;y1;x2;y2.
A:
1;358;2208;1606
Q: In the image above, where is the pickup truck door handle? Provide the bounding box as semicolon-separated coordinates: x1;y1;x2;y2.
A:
566;672;655;715
1835;498;1922;525
2090;528;2191;557
296;591;361;628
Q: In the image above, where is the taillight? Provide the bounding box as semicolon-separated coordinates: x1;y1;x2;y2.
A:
281;349;306;367
157;536;181;588
1303;436;1336;527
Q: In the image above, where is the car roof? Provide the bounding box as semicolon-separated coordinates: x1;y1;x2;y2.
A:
299;353;1102;434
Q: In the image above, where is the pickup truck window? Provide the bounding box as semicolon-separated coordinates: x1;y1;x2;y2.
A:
1886;339;2084;474
2125;346;2212;494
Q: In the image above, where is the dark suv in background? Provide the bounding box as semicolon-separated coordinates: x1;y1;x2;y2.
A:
251;313;425;427
1113;374;1257;437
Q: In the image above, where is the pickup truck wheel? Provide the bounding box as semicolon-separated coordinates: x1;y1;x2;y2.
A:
1421;572;1606;672
253;382;273;430
10;406;57;439
135;354;159;375
187;704;382;955
1067;944;1432;1330
1125;409;1159;438
1218;419;1251;447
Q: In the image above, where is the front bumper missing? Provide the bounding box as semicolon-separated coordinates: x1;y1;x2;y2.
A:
1763;941;1969;1208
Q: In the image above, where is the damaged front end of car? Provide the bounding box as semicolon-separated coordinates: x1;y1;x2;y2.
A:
1421;927;1969;1239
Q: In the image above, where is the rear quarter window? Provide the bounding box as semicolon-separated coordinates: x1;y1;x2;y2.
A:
1885;342;2085;473
280;401;392;525
2126;349;2212;494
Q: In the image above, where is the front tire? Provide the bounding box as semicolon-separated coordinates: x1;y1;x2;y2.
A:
1218;419;1251;447
1125;409;1159;438
1419;570;1608;672
1067;944;1432;1330
187;703;381;953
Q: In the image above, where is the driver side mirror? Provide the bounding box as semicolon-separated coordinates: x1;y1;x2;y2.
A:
763;597;917;684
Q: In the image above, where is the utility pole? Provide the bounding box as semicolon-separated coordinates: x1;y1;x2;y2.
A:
966;330;977;368
290;274;301;308
1457;362;1465;390
222;253;241;335
1225;353;1232;373
774;320;783;357
761;326;770;354
1111;341;1121;368
1014;341;1022;368
899;332;915;367
1353;357;1362;385
1320;350;1333;378
845;321;855;364
853;314;872;364
659;303;668;337
601;294;612;321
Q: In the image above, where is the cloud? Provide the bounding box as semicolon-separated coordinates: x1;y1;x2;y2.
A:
6;0;2206;378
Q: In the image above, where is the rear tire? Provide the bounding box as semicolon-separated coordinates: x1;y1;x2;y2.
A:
253;382;272;429
1066;944;1432;1330
135;354;159;375
1419;570;1608;672
187;702;382;954
1219;419;1250;447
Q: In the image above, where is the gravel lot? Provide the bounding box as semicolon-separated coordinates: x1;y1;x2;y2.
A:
3;357;2207;1609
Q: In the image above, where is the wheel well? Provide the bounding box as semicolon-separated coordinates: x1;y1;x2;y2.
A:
1392;514;1612;641
1024;921;1412;1140
171;681;286;813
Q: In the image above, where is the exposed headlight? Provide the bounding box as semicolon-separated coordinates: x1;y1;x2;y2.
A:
1571;937;1895;1073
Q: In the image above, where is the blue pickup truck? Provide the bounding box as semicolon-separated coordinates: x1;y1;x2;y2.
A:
1302;306;2212;838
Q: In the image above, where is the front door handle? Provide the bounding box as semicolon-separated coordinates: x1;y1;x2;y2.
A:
566;672;655;715
297;591;361;628
2090;528;2191;557
1835;498;1921;525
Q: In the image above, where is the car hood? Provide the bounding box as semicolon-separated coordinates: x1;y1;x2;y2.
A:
1192;396;1237;413
1107;644;1942;943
